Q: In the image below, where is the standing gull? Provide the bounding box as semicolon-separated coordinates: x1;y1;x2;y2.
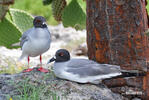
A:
48;49;122;84
19;16;51;73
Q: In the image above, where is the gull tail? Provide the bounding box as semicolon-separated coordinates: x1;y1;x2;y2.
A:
18;54;27;62
120;70;146;77
11;42;20;47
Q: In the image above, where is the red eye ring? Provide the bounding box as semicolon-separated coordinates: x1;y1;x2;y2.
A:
59;53;64;56
36;19;41;23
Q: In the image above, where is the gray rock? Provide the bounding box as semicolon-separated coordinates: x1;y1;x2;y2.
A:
0;68;124;100
0;95;7;100
132;98;141;100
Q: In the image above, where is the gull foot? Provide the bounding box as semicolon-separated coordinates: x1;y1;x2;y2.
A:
23;68;33;72
37;67;49;73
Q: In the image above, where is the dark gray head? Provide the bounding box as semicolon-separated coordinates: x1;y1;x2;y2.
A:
48;49;70;63
33;16;47;28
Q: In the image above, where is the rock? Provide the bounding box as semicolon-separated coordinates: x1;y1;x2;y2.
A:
132;98;141;100
0;68;124;100
0;95;7;100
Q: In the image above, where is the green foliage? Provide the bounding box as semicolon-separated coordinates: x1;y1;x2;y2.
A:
11;0;58;25
0;8;34;48
146;0;149;13
62;0;86;30
66;0;86;13
16;80;43;100
12;78;60;100
10;0;86;29
52;0;66;21
9;8;33;33
0;18;21;48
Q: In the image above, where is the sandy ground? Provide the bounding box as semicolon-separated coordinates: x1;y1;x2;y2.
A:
0;24;87;71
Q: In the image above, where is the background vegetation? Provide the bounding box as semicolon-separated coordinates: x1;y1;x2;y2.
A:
147;0;149;14
11;0;57;25
10;0;86;25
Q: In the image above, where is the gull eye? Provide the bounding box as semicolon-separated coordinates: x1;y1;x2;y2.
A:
36;19;41;23
58;53;64;56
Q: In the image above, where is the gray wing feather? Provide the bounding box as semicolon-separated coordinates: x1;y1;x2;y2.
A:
20;28;33;48
67;59;95;68
67;59;121;77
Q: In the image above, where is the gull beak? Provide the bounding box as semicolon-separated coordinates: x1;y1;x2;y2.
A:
47;56;56;64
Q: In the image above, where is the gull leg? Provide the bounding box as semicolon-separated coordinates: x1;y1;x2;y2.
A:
40;55;42;66
28;56;30;67
37;55;49;73
23;56;33;72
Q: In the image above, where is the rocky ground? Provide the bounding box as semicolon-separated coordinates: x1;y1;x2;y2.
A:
0;24;87;73
0;68;124;100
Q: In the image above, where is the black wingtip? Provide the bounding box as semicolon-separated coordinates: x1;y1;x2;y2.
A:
121;71;146;77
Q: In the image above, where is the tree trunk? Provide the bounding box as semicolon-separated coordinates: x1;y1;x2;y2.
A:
86;0;149;99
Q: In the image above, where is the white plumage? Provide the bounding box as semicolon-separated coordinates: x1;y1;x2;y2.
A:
19;28;51;60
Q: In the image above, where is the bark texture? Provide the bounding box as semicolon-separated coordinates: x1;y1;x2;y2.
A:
86;0;149;99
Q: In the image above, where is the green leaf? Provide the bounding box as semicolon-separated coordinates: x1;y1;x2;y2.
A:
0;9;34;49
62;0;86;30
0;18;22;49
76;0;86;14
9;8;33;33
